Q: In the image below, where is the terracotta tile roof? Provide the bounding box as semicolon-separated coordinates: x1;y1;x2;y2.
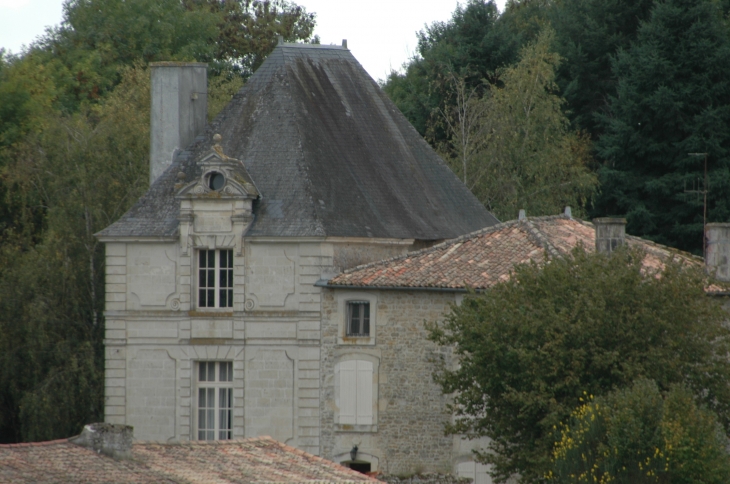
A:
326;215;702;290
0;436;381;484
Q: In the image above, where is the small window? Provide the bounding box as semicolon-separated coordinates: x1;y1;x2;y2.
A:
346;302;370;337
196;361;233;440
207;171;225;191
198;249;233;308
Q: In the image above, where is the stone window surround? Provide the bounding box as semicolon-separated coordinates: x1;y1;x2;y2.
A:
197;249;234;309
194;360;234;440
332;351;379;433
184;348;245;441
189;238;242;313
335;291;377;346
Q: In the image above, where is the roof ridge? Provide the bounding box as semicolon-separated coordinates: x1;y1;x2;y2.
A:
0;438;71;448
339;219;521;275
522;219;561;258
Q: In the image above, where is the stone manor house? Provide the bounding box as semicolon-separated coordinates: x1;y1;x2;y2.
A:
97;39;730;483
96;39;500;477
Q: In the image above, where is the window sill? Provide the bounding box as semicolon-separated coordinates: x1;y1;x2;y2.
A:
188;310;234;318
335;424;378;433
337;336;375;346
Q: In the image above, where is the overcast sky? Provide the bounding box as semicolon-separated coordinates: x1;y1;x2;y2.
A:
0;0;508;82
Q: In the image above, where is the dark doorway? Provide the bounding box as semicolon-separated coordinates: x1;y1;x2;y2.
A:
347;462;371;474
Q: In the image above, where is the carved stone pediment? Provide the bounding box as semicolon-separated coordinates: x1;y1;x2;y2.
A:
176;143;259;200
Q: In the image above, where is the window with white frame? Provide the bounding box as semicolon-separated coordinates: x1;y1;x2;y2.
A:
346;301;370;337
198;249;233;308
196;361;233;440
335;359;373;425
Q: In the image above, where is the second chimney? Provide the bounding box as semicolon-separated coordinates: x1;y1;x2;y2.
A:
69;423;133;459
594;218;626;254
149;62;208;185
706;223;730;281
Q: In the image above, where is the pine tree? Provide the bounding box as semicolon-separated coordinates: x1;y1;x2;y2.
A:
595;0;730;253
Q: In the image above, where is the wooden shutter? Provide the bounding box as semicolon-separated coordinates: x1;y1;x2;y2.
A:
338;360;357;424
356;360;373;425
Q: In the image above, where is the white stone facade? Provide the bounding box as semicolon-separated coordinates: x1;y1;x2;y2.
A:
102;193;413;457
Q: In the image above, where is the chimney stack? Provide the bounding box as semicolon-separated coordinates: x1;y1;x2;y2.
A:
594;218;626;254
149;62;208;185
706;223;730;281
70;423;133;459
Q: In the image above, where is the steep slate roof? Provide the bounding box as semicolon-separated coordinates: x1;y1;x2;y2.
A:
324;214;702;290
0;435;381;483
97;43;497;240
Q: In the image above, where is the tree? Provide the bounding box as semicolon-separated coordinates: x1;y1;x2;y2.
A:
548;0;655;137
595;0;730;254
0;0;316;441
382;0;523;138
427;247;730;483
191;0;317;76
550;379;730;484
435;28;597;221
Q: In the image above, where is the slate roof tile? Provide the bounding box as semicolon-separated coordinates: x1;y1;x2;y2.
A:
0;436;381;484
97;43;497;240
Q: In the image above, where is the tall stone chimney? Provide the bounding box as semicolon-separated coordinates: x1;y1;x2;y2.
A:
706;223;730;281
149;62;208;184
594;218;626;254
69;423;133;459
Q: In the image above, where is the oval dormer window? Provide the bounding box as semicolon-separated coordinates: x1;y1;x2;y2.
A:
207;172;225;191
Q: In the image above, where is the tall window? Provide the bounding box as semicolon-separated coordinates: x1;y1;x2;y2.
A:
198;249;233;308
346;302;370;337
197;361;233;440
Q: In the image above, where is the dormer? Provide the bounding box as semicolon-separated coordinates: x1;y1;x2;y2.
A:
177;135;259;257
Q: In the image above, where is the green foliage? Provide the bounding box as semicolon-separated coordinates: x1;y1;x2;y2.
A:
0;64;150;442
595;0;730;253
207;73;246;121
427;247;730;483
192;0;317;76
382;0;523;137
0;0;314;441
549;379;730;483
435;28;597;220
549;0;654;136
33;0;219;111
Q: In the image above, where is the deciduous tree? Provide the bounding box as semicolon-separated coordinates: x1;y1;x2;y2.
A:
435;28;597;220
428;247;730;482
550;379;730;484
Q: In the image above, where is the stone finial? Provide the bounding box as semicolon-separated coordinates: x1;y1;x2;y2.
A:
706;223;730;281
594;218;626;254
212;134;228;159
177;171;186;181
69;423;133;460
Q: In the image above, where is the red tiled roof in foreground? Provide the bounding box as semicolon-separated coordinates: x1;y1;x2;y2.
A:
326;215;702;290
0;435;382;484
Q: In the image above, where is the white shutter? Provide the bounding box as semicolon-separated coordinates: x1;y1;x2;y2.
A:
356;360;373;425
475;463;493;484
457;462;476;482
338;361;357;424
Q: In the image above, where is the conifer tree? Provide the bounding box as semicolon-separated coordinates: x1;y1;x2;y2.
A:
595;0;730;253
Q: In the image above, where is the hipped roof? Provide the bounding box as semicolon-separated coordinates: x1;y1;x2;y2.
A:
97;43;497;240
325;214;702;291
